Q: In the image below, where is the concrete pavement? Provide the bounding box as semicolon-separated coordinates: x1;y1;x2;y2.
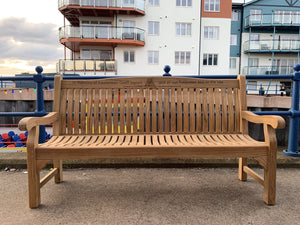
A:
1;168;300;225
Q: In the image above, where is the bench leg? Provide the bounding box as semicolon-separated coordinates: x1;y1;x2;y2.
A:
238;158;247;181
53;160;63;183
27;152;41;208
263;153;277;205
263;124;277;205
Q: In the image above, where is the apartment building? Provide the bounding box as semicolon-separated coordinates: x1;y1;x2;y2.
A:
231;0;300;92
57;0;232;76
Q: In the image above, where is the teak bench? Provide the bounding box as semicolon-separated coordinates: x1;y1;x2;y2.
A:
19;75;285;208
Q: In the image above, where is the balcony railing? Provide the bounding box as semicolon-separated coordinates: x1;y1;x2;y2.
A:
244;39;300;53
58;0;145;12
244;13;300;28
59;25;145;42
243;66;294;75
58;59;117;74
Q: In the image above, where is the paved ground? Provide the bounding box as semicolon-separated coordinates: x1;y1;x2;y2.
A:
1;168;300;225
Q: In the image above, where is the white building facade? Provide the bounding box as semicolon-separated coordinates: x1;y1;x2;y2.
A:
58;0;232;76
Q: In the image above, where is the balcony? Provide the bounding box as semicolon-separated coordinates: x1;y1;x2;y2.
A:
57;59;117;74
59;25;145;51
244;39;300;53
244;13;300;30
242;66;294;75
58;0;145;26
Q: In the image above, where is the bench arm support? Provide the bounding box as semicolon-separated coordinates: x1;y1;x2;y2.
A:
19;112;59;131
241;111;285;129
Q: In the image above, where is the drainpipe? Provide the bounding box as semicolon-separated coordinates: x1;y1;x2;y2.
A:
198;0;202;75
238;7;244;74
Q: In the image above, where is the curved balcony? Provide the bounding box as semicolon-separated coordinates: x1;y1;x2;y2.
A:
244;39;300;53
242;66;294;75
244;13;300;30
58;59;117;74
59;25;145;51
58;0;145;26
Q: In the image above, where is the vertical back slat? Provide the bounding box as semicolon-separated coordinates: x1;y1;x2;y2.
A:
60;89;67;135
113;88;119;134
177;88;182;133
86;89;93;134
94;89;100;135
208;88;214;133
189;88;195;133
202;88;208;133
80;89;87;135
234;88;241;133
139;89;144;133
158;88;163;132
221;88;228;133
171;88;176;133
73;89;80;134
119;89;125;134
145;89;151;133
107;89;112;134
132;88;138;133
227;88;234;133
67;89;73;134
152;88;157;133
164;88;170;133
196;88;202;133
183;88;189;132
215;88;221;133
100;89;106;134
126;89;131;133
53;76;62;136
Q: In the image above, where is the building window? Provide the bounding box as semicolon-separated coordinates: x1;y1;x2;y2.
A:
275;10;300;24
124;51;135;63
176;0;192;7
230;34;238;45
175;51;191;64
204;26;219;39
250;9;262;22
149;0;159;6
148;51;159;64
204;0;220;12
232;10;239;21
203;54;218;66
148;21;159;35
229;58;236;69
176;23;191;36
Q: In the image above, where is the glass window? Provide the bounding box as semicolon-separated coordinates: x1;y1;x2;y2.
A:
204;26;219;39
149;0;159;6
204;0;220;12
203;54;218;66
229;58;236;69
175;23;191;36
148;51;159;64
148;21;159;35
250;9;262;22
232;10;239;21
176;0;192;6
230;34;238;45
124;50;135;63
175;51;191;64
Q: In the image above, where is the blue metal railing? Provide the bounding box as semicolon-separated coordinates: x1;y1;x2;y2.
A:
0;65;300;156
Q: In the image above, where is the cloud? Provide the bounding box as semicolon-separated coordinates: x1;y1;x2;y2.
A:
0;17;62;74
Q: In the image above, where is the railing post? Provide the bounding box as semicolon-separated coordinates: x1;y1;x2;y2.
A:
163;65;171;76
33;66;47;144
284;64;300;157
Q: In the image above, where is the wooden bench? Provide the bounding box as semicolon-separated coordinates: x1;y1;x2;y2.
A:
19;75;285;208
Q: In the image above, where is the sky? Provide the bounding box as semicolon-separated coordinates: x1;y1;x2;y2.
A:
0;0;63;75
0;0;252;75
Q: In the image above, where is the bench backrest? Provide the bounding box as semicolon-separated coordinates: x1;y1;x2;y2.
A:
53;76;247;136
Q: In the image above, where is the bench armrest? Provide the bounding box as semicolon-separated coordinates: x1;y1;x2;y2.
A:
241;111;285;129
18;112;59;131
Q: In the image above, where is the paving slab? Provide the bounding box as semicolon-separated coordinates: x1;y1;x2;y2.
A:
0;168;300;225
